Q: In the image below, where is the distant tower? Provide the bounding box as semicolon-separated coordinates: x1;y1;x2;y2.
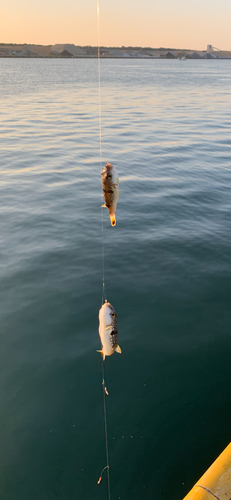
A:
207;44;213;53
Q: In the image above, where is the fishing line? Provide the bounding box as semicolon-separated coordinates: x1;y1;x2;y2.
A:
101;204;106;305
97;2;111;498
97;466;109;485
97;0;102;163
97;0;106;305
97;360;111;500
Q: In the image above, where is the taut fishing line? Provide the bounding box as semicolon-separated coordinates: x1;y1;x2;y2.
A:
97;0;106;306
97;2;111;499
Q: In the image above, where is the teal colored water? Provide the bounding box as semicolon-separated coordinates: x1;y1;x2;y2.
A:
0;58;231;500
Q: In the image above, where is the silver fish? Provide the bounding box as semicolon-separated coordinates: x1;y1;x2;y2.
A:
101;162;119;226
97;300;122;360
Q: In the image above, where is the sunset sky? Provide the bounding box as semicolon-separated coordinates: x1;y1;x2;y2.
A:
1;0;231;50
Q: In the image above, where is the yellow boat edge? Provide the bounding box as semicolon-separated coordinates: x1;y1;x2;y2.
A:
182;442;231;500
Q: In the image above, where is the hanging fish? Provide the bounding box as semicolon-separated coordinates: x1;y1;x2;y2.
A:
97;300;122;360
101;162;119;226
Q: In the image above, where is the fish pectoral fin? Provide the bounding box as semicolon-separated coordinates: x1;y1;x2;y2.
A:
101;203;107;208
115;345;122;354
97;349;105;360
105;326;111;331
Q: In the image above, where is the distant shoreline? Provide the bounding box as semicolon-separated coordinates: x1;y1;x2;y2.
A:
1;56;231;60
1;44;231;59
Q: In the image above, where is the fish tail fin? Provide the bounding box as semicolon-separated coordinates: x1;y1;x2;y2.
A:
97;349;105;360
110;214;116;226
115;345;122;354
101;203;106;208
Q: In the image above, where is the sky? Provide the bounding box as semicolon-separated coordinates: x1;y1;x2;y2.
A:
1;0;231;50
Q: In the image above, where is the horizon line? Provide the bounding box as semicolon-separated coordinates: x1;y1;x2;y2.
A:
0;42;213;52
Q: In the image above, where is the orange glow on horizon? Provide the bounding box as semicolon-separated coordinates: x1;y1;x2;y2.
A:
0;0;231;51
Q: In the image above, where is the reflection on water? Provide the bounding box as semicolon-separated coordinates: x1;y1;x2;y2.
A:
0;58;231;500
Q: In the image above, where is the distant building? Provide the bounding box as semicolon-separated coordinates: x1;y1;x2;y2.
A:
165;51;175;59
202;52;215;59
110;50;124;57
52;44;86;56
21;49;37;56
189;52;201;59
60;50;73;57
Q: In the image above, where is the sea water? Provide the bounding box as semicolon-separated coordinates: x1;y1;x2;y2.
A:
0;58;231;499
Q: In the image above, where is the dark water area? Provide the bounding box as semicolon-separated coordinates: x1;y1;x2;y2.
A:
0;58;231;499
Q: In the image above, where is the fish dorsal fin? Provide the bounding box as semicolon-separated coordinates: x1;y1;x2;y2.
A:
115;345;122;354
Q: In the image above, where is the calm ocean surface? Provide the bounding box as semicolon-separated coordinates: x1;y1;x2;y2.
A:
0;58;231;500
